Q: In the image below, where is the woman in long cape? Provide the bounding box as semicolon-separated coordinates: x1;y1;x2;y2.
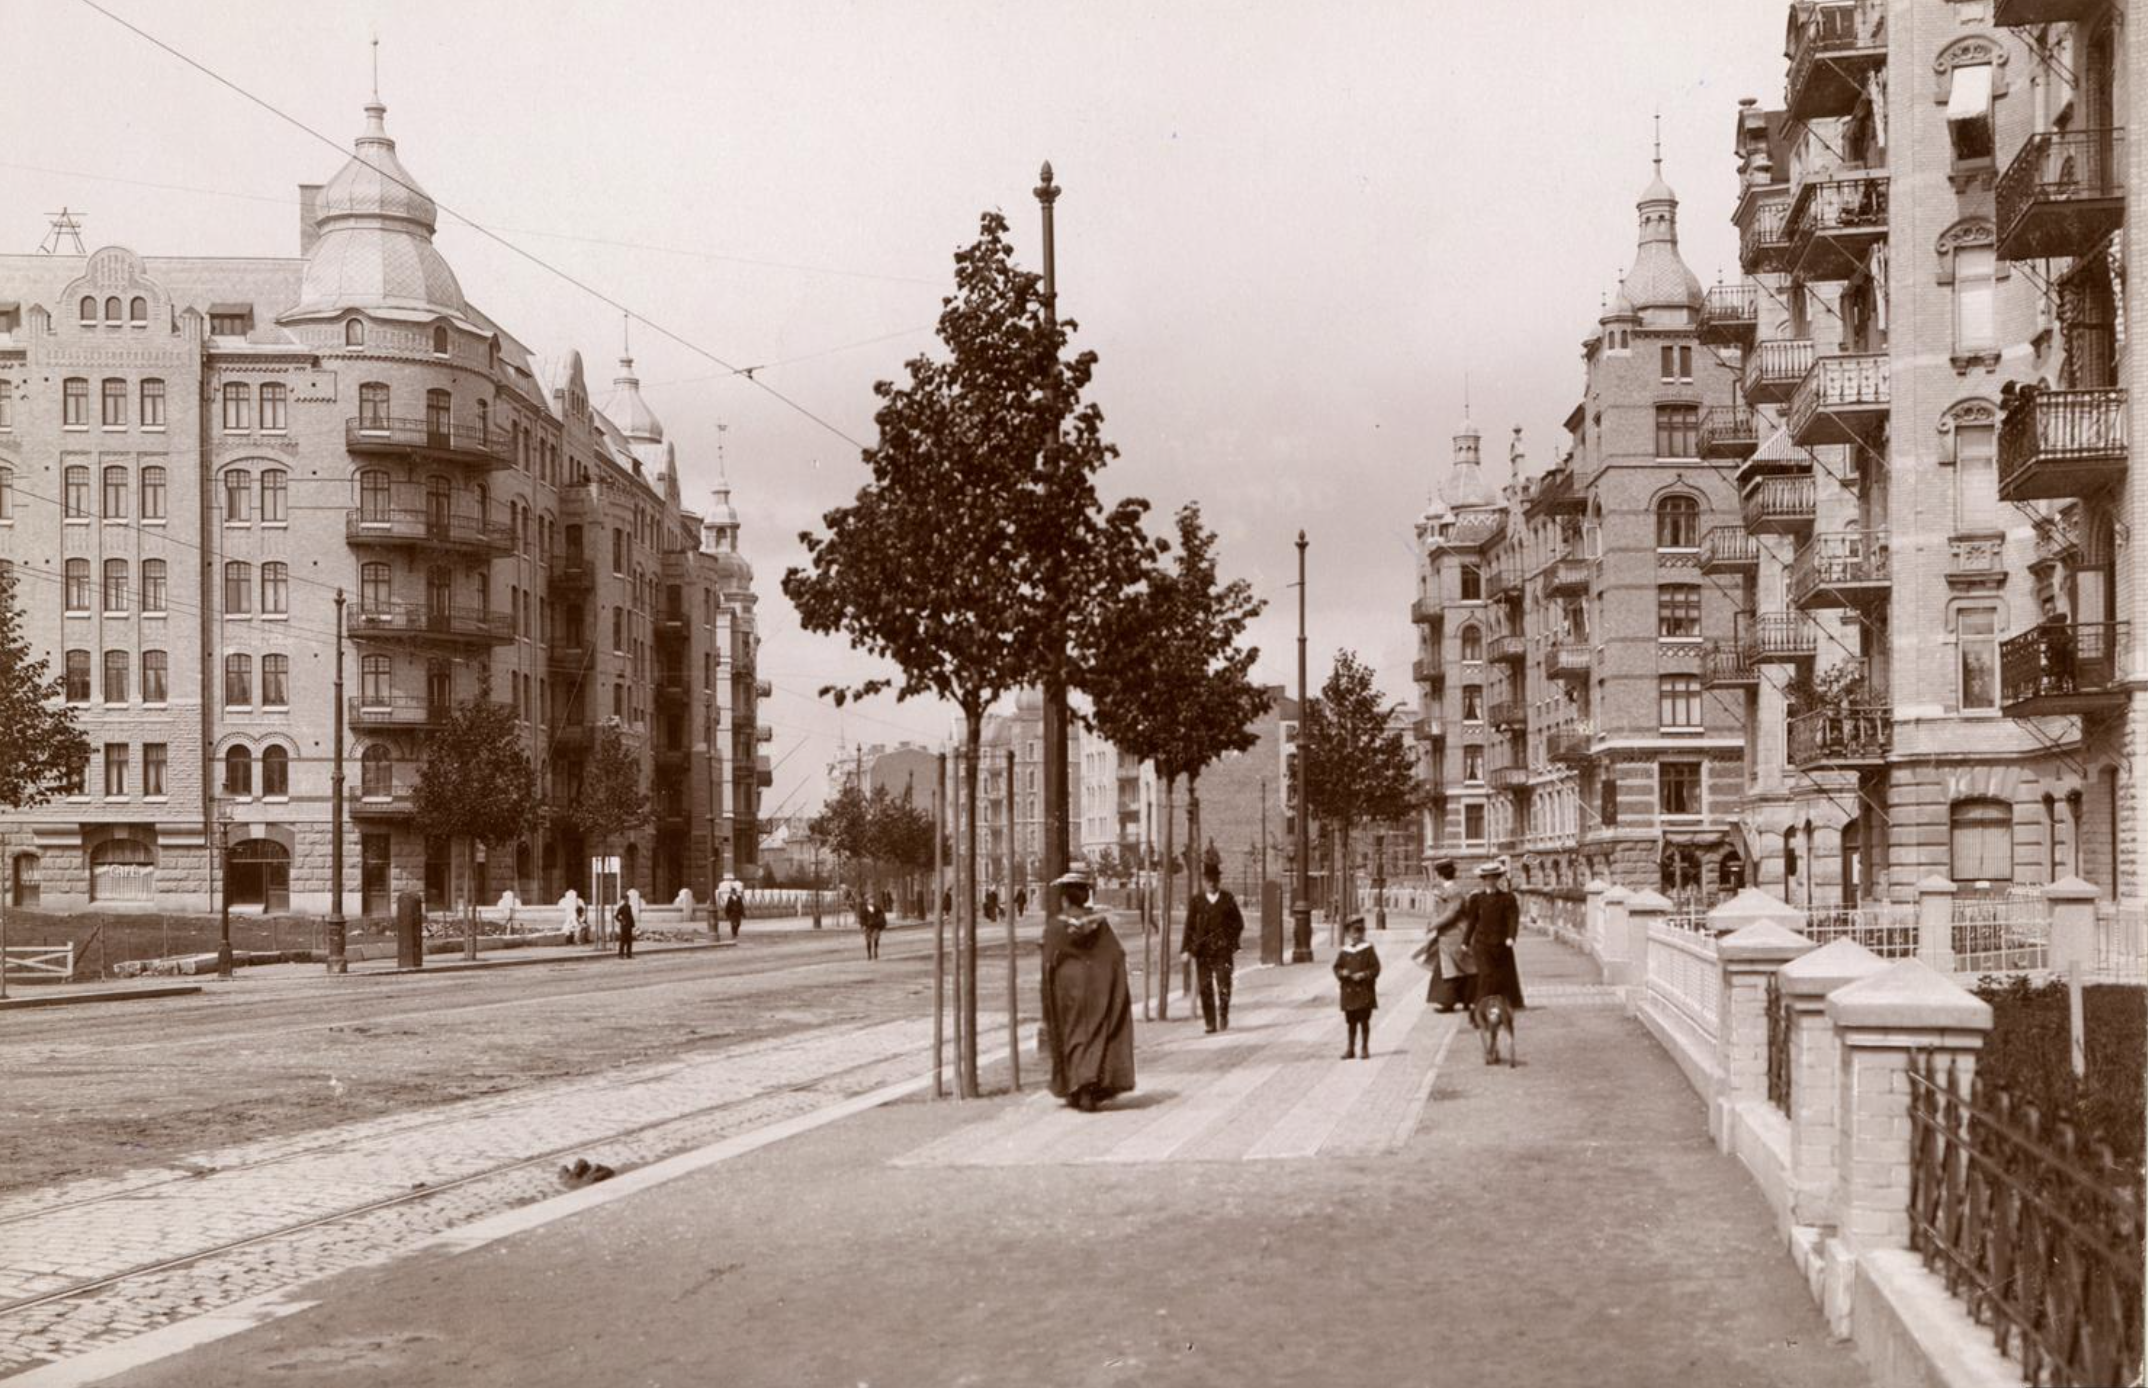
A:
1040;863;1135;1111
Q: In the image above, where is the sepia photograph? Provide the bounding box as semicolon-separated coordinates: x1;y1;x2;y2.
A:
0;1;2141;1383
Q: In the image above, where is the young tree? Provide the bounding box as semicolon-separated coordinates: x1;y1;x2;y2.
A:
785;210;1149;1097
0;563;91;987
1300;650;1420;927
414;681;540;960
560;722;650;945
1086;504;1267;1018
810;782;871;906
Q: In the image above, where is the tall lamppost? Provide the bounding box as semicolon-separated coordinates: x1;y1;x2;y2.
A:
216;809;234;981
327;589;348;973
1291;530;1313;963
1035;160;1070;922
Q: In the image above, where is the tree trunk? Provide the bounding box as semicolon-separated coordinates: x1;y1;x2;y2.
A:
1184;775;1202;1001
464;837;479;961
959;716;983;1098
1159;775;1175;1022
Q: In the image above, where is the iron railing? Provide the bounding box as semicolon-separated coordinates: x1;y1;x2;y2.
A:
1488;633;1528;664
1484;565;1522;603
1699;405;1761;458
1411;595;1442;624
1743;338;1815;405
1702;638;1758;686
1996;129;2127;262
346;695;452;728
1544;643;1590;681
345;416;513;468
1540;556;1591;599
1740;612;1817;665
1742;475;1816;533
345;507;515;556
1909;1051;2143;1388
1993;0;2101;23
1790;529;1891;607
350;602;515;644
1997;387;2128;501
1700;283;1760;341
1411;655;1442;684
2000;621;2128;711
1786;2;1886;124
1488;700;1526;732
1786;175;1891;277
2096;904;2148;985
1787;705;1891;768
1951;890;2050;975
550;556;597;591
1804;904;1917;958
1699;527;1760;572
1740;189;1793;274
1789;352;1890;443
1546;727;1594;764
1765;972;1791;1115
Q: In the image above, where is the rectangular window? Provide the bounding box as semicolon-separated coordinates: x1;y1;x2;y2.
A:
1658;761;1701;817
1458;564;1482;602
1657;584;1702;639
102;465;128;519
63;378;88;427
1957;608;1999;712
1654;404;1700;459
0;467;10;521
1462;802;1486;844
1955;248;1996;352
260;470;287;523
221;383;251;432
262;653;289;708
1950;800;2013;885
65;650;90;703
64;559;90;612
1659;675;1702;731
143;650;167;704
102;649;128;704
1463;745;1485;782
1657;344;1693;383
1954;423;1997;533
1461;685;1483;722
260;562;288;616
64;465;89;517
225;654;252;708
612;528;626;574
102;558;128;613
139;379;165;428
142;560;167;614
224;471;251;523
140;465;166;521
103;743;128;797
1946;63;1995;164
224;561;252;615
0;379;12;430
210;311;253;337
361;654;392;706
101;378;127;428
143;743;167;797
359;382;390;429
258;383;288;432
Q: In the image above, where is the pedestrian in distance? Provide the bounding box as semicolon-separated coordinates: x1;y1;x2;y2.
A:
982;887;1000;923
1414;859;1474;1012
1014;886;1027;919
1181;859;1245;1033
1040;861;1136;1112
614;896;636;960
861;897;886;960
942;887;954;918
1334;916;1380;1059
1463;859;1525;1014
724;888;746;941
573;900;589;947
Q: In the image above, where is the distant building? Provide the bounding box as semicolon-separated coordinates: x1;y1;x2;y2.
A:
829;742;938;808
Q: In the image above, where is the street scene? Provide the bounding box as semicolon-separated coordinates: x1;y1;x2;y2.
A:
0;1;2144;1385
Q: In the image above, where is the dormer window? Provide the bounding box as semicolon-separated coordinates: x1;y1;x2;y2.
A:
345;319;366;347
209;308;254;338
432;324;450;356
79;296;97;324
103;297;122;324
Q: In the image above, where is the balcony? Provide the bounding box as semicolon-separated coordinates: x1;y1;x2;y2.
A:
1411;655;1443;684
1488;633;1528;665
1788;352;1889;447
1413;715;1444;743
1698;283;1760;346
654;610;690;645
1699;406;1761;460
1698;527;1760;574
550;555;596;593
756;723;775;744
1786;174;1889;281
1488;765;1529;791
1993;0;2100;23
345;416;513;470
753;678;773;701
350;780;417;819
1544;643;1590;684
1785;2;1886;125
1790;530;1891;611
1739;188;1793;276
345;504;514;562
1484;565;1522;604
1997;386;2128;502
755;754;774;789
1547;727;1595;765
1411;595;1442;625
1743;338;1814;406
350;602;515;647
1741;475;1816;536
1523;469;1586;520
654;672;689;705
1488;701;1526;734
1702;638;1759;688
1740;613;1817;668
2001;621;2129;717
1539;557;1590;600
1788;706;1892;770
347;695;451;731
1997;129;2126;262
547;644;593;676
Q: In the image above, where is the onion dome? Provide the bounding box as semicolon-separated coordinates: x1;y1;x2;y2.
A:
1624;158;1704;321
602;355;664;444
295;102;466;318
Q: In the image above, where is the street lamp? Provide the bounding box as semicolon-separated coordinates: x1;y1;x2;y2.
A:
1035;159;1070;923
216;808;234;981
1374;828;1388;932
1291;530;1313;963
327;589;348;973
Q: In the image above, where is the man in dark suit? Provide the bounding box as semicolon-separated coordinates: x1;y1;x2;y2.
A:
1463;859;1525;1010
1181;860;1247;1033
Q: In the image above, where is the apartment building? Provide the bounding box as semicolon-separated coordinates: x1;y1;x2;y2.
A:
0;98;765;914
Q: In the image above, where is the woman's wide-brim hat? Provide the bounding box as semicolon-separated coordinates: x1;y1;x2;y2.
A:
1052;861;1095;889
1476;859;1508;878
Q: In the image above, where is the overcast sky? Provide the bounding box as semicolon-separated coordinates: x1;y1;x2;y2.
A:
7;1;1787;822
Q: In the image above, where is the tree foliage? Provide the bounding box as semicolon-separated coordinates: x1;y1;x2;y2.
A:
562;722;651;859
414;680;539;926
0;564;89;811
1300;650;1420;915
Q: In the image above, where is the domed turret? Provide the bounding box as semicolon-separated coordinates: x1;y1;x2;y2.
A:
1622;154;1704;324
602;355;664;445
1440;414;1493;510
294;101;467;319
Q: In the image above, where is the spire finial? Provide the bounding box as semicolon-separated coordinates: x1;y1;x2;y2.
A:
1463;372;1472;420
622;312;631;360
371;34;380;102
1653;109;1662;173
717;422;729;479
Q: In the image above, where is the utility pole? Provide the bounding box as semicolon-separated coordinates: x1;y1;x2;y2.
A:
1035;161;1070;926
1292;530;1313;963
707;691;721;932
933;750;946;1099
217;814;234;980
327;590;348;973
1004;745;1019;1091
1375;828;1388;932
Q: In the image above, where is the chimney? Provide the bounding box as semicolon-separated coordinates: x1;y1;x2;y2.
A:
298;184;323;255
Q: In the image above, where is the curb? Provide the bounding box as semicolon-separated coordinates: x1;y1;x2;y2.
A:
368;940;727;976
0;984;204;1012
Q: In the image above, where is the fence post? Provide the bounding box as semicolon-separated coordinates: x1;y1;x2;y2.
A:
1621;889;1668;994
1776;939;1887;1229
2043;875;2099;974
1598;884;1632;981
1820;960;1992;1337
1713;917;1815;1154
1913;875;1957;973
1585;879;1608;958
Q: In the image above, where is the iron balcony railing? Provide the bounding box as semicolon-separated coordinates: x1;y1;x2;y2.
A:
1546;727;1594;764
347;695;452;729
1488;700;1526;733
1996;386;2129;502
1699;283;1760;344
345;507;515;558
1739;189;1793;275
1741;475;1817;535
1488;633;1528;664
1702;638;1759;687
1740;613;1817;665
1488;765;1529;790
1698;527;1760;573
1539;557;1590;599
1787;705;1892;768
1544;643;1590;682
1996;128;2126;262
1786;174;1890;280
1411;655;1443;684
1786;2;1886;124
345;416;513;469
1789;529;1891;609
1411;595;1442;624
1699;405;1761;459
550;555;597;591
1484;565;1522;603
1743;338;1815;406
1788;352;1889;446
2000;620;2129;715
350;602;515;645
753;678;773;700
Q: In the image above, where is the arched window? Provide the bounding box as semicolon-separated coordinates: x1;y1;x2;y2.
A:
345;318;366;347
79;296;97;323
475;398;490;439
1458;624;1483;662
225;745;253;796
128;296;147;325
358;381;390;430
103;296;122;322
432;324;450;355
1949;799;2014;889
361;744;392;798
102;649;128;704
261;746;290;798
1655;494;1700;550
223;468;252;524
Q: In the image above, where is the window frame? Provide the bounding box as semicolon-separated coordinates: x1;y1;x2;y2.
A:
221;382;252;433
62;378;89;429
1657;760;1703;818
142;650;168;705
1654;405;1701;461
224;654;253;709
139;378;165;429
1656;583;1703;640
100;378;127;429
1658;674;1703;732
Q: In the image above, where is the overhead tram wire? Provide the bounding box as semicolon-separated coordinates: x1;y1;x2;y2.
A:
73;0;867;453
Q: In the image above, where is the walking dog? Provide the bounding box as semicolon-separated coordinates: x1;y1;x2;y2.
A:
1473;991;1517;1067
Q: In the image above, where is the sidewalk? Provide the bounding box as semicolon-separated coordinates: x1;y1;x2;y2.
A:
78;933;1873;1388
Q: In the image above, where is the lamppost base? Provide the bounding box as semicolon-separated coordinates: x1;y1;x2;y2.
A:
1289;906;1314;964
326;916;347;974
215;944;234;981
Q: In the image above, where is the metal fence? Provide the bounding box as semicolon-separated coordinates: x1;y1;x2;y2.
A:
1909;1051;2144;1388
1953;890;2050;976
1803;904;1918;959
2095;905;2147;985
1766;972;1792;1116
